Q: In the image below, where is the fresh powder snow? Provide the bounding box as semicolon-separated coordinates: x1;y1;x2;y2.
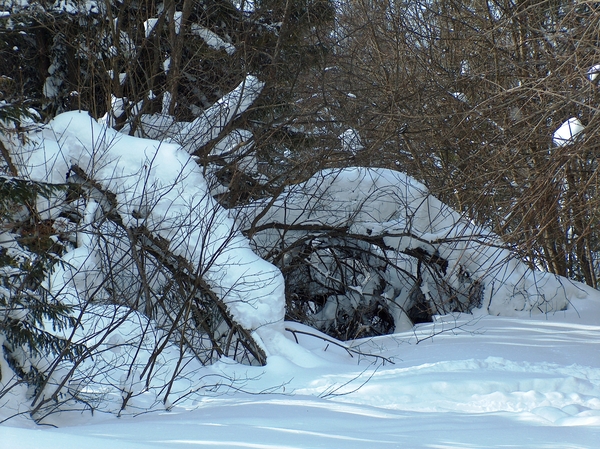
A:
2;298;599;448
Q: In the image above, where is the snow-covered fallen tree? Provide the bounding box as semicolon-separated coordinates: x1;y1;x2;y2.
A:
132;75;264;154
21;111;284;329
121;74;266;204
238;167;589;339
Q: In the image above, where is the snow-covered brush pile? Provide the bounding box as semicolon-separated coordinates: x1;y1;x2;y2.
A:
239;167;589;339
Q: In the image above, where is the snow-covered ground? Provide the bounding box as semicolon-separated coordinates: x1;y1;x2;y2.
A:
3;294;599;448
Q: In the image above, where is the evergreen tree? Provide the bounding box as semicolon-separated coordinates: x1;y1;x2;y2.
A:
0;176;86;400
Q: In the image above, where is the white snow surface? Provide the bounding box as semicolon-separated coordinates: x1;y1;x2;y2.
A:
2;297;600;448
15;110;284;330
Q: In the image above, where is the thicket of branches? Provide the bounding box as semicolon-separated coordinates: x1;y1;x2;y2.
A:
309;0;600;287
1;0;598;421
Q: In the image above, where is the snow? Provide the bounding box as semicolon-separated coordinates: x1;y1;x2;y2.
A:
2;296;600;448
588;64;600;82
232;0;255;14
15;111;284;331
175;75;263;153
209;128;258;175
172;11;182;35
2;106;600;449
451;91;468;103
43;74;63;98
3;0;600;445
239;167;587;330
138;75;263;153
338;128;363;154
2;112;600;448
191;24;236;55
144;18;159;38
553;117;584;146
107;70;126;85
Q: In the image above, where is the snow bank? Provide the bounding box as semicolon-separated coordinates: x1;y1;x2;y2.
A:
6;305;600;445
